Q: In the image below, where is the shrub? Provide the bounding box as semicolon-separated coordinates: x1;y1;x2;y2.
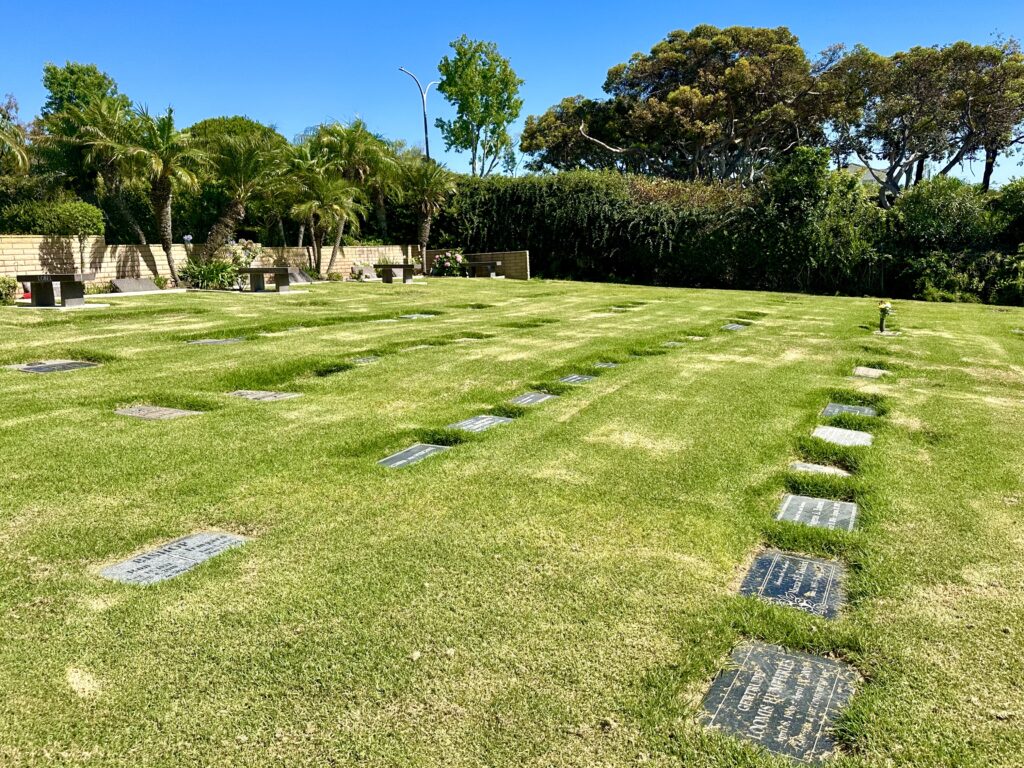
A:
152;276;169;290
431;251;467;276
0;275;17;305
0;200;105;236
890;176;996;254
179;259;239;289
992;178;1024;253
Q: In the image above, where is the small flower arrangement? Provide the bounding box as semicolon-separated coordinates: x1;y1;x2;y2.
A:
224;239;263;269
878;301;894;333
431;251;466;277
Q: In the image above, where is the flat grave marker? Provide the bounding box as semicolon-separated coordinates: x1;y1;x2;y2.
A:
372;318;399;323
186;338;244;346
101;532;247;585
115;405;203;421
686;335;706;341
739;550;846;619
352;355;381;365
821;402;878;418
701;641;859;763
229;390;302;402
399;313;435;320
379;443;449;468
447;414;514;433
813;425;873;447
593;362;618;369
790;461;851;478
559;374;596;384
6;360;99;374
510;391;558;406
401;344;433;352
853;366;889;379
662;341;685;347
722;323;748;331
777;493;858;532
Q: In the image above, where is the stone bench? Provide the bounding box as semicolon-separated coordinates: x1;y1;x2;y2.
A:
375;263;415;284
465;260;502;278
238;266;291;293
16;272;95;307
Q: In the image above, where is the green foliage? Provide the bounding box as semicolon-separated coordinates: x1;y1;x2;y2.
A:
436;36;524;176
0;275;17;305
992;178;1024;251
178;258;239;289
890;176;996;252
0;199;104;236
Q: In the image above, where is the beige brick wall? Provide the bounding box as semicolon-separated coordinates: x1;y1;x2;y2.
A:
424;249;530;280
0;236;416;285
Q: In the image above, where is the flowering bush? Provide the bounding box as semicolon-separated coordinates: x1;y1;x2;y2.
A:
431;251;466;276
0;275;18;306
223;239;263;269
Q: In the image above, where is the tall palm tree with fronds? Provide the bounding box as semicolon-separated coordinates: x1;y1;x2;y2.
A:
81;107;204;283
197;134;278;261
0;122;29;173
400;158;457;265
290;175;366;276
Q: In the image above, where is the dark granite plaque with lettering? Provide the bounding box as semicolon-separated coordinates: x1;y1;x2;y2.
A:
777;494;858;532
378;443;449;468
101;532;247;585
510;392;558;406
722;323;748;331
186;338;244;345
229;390;302;402
821;402;877;418
559;374;596;384
812;425;873;447
7;359;99;374
593;362;618;369
701;641;859;763
115;405;203;420
740;550;846;618
447;415;514;432
789;462;851;478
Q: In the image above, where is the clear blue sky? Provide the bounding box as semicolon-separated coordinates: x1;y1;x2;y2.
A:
2;0;1022;184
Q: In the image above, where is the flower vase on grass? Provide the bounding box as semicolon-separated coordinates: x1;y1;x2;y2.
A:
878;301;894;334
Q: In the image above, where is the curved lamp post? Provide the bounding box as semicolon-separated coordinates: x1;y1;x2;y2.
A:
399;67;438;161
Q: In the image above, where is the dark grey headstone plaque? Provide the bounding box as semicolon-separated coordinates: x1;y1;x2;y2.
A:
510;391;558;406
186;338;244;345
352;355;381;365
101;532;247;585
777;494;858;532
379;443;449;468
559;374;596;384
115;405;203;420
593;362;618;369
229;390;302;402
739;550;846;618
812;425;873;447
701;641;858;763
790;462;851;478
852;366;888;379
399;313;435;320
722;323;748;331
111;277;159;293
7;359;99;374
447;414;514;432
822;402;877;418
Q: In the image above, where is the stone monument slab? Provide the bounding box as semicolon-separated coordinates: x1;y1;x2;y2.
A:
594;362;618;368
399;313;435;320
510;392;558;406
447;415;514;432
812;425;873;447
821;402;878;418
852;366;888;379
559;374;596;384
722;323;748;331
186;338;244;346
739;550;846;618
777;494;858;532
378;443;449;468
352;356;381;365
101;532;247;585
789;462;851;478
6;360;99;374
229;390;302;402
111;277;160;293
115;405;203;420
701;641;859;763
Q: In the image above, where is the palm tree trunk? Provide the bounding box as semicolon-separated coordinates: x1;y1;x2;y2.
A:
325;220;346;276
151;176;178;284
418;212;432;266
297;223;305;248
199;199;246;262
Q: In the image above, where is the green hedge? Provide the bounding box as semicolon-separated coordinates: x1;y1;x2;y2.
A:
0;275;17;305
0;200;105;237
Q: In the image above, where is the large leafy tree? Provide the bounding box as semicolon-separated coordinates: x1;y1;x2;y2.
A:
522;25;837;182
435;36;524;177
81;107;204;283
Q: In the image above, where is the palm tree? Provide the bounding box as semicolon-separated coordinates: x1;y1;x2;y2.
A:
290;176;366;276
0;121;29;173
81;107;204;284
400;158;457;266
197;134;277;261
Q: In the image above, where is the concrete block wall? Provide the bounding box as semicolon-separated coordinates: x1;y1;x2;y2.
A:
257;244;416;276
0;235;188;285
424;249;530;280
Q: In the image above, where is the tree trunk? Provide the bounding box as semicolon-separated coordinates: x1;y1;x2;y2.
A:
150;176;178;284
199;198;246;262
325;220;346;276
111;190;147;245
374;189;388;238
297;223;305;248
981;147;997;192
417;212;432;265
277;219;287;264
913;156;925;185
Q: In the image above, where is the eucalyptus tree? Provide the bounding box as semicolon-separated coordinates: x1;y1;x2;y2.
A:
80;107;205;282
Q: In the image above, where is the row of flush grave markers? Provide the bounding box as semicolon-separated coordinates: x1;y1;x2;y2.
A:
15;317;892;762
700;362;890;764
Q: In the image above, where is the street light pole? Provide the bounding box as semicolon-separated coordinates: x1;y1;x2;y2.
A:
399;67;438;161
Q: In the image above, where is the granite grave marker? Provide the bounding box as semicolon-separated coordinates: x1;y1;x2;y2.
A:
101;532;247;585
229;390;302;402
739;550;846;618
821;402;878;418
789;462;851;478
559;374;596;384
378;443;449;468
447;415;514;432
777;494;858;532
812;425;873;447
510;391;558;406
6;360;99;374
852;366;888;379
115;405;203;420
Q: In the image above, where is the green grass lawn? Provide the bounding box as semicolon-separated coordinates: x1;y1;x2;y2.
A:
1;280;1022;767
